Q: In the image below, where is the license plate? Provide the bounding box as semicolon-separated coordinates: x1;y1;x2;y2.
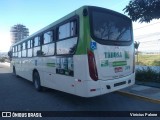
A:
115;67;123;73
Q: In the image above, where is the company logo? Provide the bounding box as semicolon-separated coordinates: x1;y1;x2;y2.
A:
104;52;122;58
2;112;11;117
100;60;108;67
1;112;42;118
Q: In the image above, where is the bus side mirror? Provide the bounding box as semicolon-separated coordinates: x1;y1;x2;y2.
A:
8;51;12;60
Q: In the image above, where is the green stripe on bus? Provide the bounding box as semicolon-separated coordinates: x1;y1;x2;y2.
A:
112;61;127;67
75;8;90;55
46;63;55;67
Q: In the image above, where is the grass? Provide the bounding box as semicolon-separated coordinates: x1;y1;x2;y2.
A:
135;54;160;66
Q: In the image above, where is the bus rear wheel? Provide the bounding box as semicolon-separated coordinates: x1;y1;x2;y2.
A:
33;71;42;91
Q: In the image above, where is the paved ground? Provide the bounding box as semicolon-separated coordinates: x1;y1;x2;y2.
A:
119;85;160;104
136;80;160;88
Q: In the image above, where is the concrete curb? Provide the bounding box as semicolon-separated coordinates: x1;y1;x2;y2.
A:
117;90;160;104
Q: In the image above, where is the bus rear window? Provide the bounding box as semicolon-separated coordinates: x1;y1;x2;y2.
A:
90;9;132;43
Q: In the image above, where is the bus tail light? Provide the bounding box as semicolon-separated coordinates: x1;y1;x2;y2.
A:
87;49;98;81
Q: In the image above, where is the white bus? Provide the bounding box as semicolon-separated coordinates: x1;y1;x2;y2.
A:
10;6;135;97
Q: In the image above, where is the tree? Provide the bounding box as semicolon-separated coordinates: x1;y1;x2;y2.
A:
134;41;140;64
10;24;29;44
123;0;160;23
0;57;6;62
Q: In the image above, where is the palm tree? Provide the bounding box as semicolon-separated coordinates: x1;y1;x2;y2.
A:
10;24;29;44
134;41;140;64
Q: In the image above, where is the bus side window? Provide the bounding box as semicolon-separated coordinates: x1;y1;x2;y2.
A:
18;44;21;58
34;37;40;47
71;20;77;37
31;39;33;48
57;19;78;55
42;31;55;56
27;40;31;48
15;46;17;57
43;31;53;44
27;40;32;57
58;20;77;40
22;42;27;57
12;45;22;58
59;23;70;40
33;37;41;56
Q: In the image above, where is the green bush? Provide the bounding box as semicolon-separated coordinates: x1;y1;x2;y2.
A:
0;58;5;62
136;67;160;83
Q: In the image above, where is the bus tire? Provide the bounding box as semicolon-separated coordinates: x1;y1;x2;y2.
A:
33;71;42;92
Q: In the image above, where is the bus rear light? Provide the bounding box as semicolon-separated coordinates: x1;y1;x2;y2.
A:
87;49;98;81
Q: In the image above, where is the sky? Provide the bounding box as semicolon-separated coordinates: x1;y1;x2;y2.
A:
0;0;160;52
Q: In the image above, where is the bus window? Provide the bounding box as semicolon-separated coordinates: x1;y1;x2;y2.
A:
43;31;53;44
18;44;21;58
58;20;77;40
15;46;17;57
56;38;77;55
22;42;26;50
57;20;78;55
27;40;31;49
31;39;33;48
71;20;77;36
33;37;41;56
42;31;55;56
27;40;32;57
59;23;70;40
91;10;132;43
22;42;26;57
34;37;40;47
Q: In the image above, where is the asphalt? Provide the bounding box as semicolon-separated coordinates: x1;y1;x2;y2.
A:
1;62;160;104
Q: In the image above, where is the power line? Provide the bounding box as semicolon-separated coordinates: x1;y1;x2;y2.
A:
133;22;160;30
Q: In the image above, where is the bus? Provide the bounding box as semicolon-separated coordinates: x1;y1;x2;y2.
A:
10;6;135;97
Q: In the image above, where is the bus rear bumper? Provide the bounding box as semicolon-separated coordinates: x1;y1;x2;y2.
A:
82;73;135;97
99;73;135;95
